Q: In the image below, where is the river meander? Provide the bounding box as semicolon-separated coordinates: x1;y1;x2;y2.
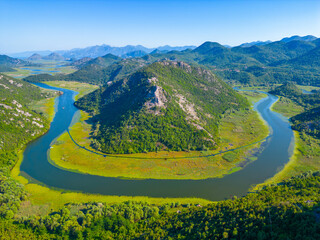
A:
20;83;294;201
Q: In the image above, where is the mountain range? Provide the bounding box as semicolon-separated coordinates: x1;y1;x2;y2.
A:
9;45;197;59
22;35;320;88
7;35;318;60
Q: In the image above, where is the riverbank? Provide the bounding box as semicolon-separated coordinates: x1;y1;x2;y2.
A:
48;87;268;180
43;81;99;100
12;151;211;212
254;94;320;189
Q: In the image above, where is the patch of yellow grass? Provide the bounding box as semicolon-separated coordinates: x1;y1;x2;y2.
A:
50;99;269;180
254;94;320;189
254;131;320;190
271;96;304;118
12;150;211;212
43;81;98;100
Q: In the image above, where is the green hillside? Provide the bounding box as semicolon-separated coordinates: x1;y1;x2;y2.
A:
0;55;34;73
23;54;138;85
270;83;320;109
291;106;320;138
283;46;320;67
270;83;320;139
0;73;52;221
75;61;249;154
0;74;50;153
63;57;145;85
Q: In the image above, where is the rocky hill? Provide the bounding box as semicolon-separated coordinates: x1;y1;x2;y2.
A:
75;60;249;154
0;74;50;152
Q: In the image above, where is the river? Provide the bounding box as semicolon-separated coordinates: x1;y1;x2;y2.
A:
20;83;294;201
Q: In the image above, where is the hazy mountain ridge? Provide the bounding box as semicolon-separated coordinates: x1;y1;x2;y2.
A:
0;55;36;72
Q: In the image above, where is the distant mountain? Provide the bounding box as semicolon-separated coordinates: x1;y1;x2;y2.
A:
43;53;65;61
56;44;196;59
21;35;320;87
233;40;317;64
277;46;320;67
27;53;43;61
84;54;122;67
61;57;143;85
0;55;30;67
280;35;317;43
26;53;125;85
237;35;317;48
68;57;93;69
150;49;167;54
75;60;249;153
0;55;32;72
121;50;148;58
156;45;196;52
238;40;272;48
8;50;53;59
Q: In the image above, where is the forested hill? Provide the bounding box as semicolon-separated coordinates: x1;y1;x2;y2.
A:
24;53;125;85
0;54;33;72
75;60;249;154
270;83;320;109
291;106;320;138
23;37;320;87
0;74;50;153
0;73;52;222
270;83;320;139
145;38;320;86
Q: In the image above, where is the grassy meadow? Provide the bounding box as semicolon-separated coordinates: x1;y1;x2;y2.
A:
3;60;76;79
12;150;211;214
43;81;99;100
49;89;268;180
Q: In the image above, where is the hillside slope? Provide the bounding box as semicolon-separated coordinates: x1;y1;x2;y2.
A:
0;55;33;72
0;73;50;157
75;61;249;154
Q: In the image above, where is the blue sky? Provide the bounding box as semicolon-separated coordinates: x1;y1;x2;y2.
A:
1;0;320;53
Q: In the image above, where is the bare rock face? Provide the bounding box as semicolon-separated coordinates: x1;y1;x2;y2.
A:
145;85;167;114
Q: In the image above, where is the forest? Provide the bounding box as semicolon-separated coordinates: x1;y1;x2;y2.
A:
1;171;320;239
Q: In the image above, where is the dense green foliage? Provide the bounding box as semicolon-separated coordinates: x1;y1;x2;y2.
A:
0;74;50;152
0;65;16;72
146;39;320;86
0;54;35;73
0;172;319;239
63;57;143;85
24;73;59;83
75;61;249;153
0;73;50;221
270;83;320;139
24;54;124;85
291;107;320;138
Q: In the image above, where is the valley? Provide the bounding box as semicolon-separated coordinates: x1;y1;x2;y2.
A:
1;35;320;239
